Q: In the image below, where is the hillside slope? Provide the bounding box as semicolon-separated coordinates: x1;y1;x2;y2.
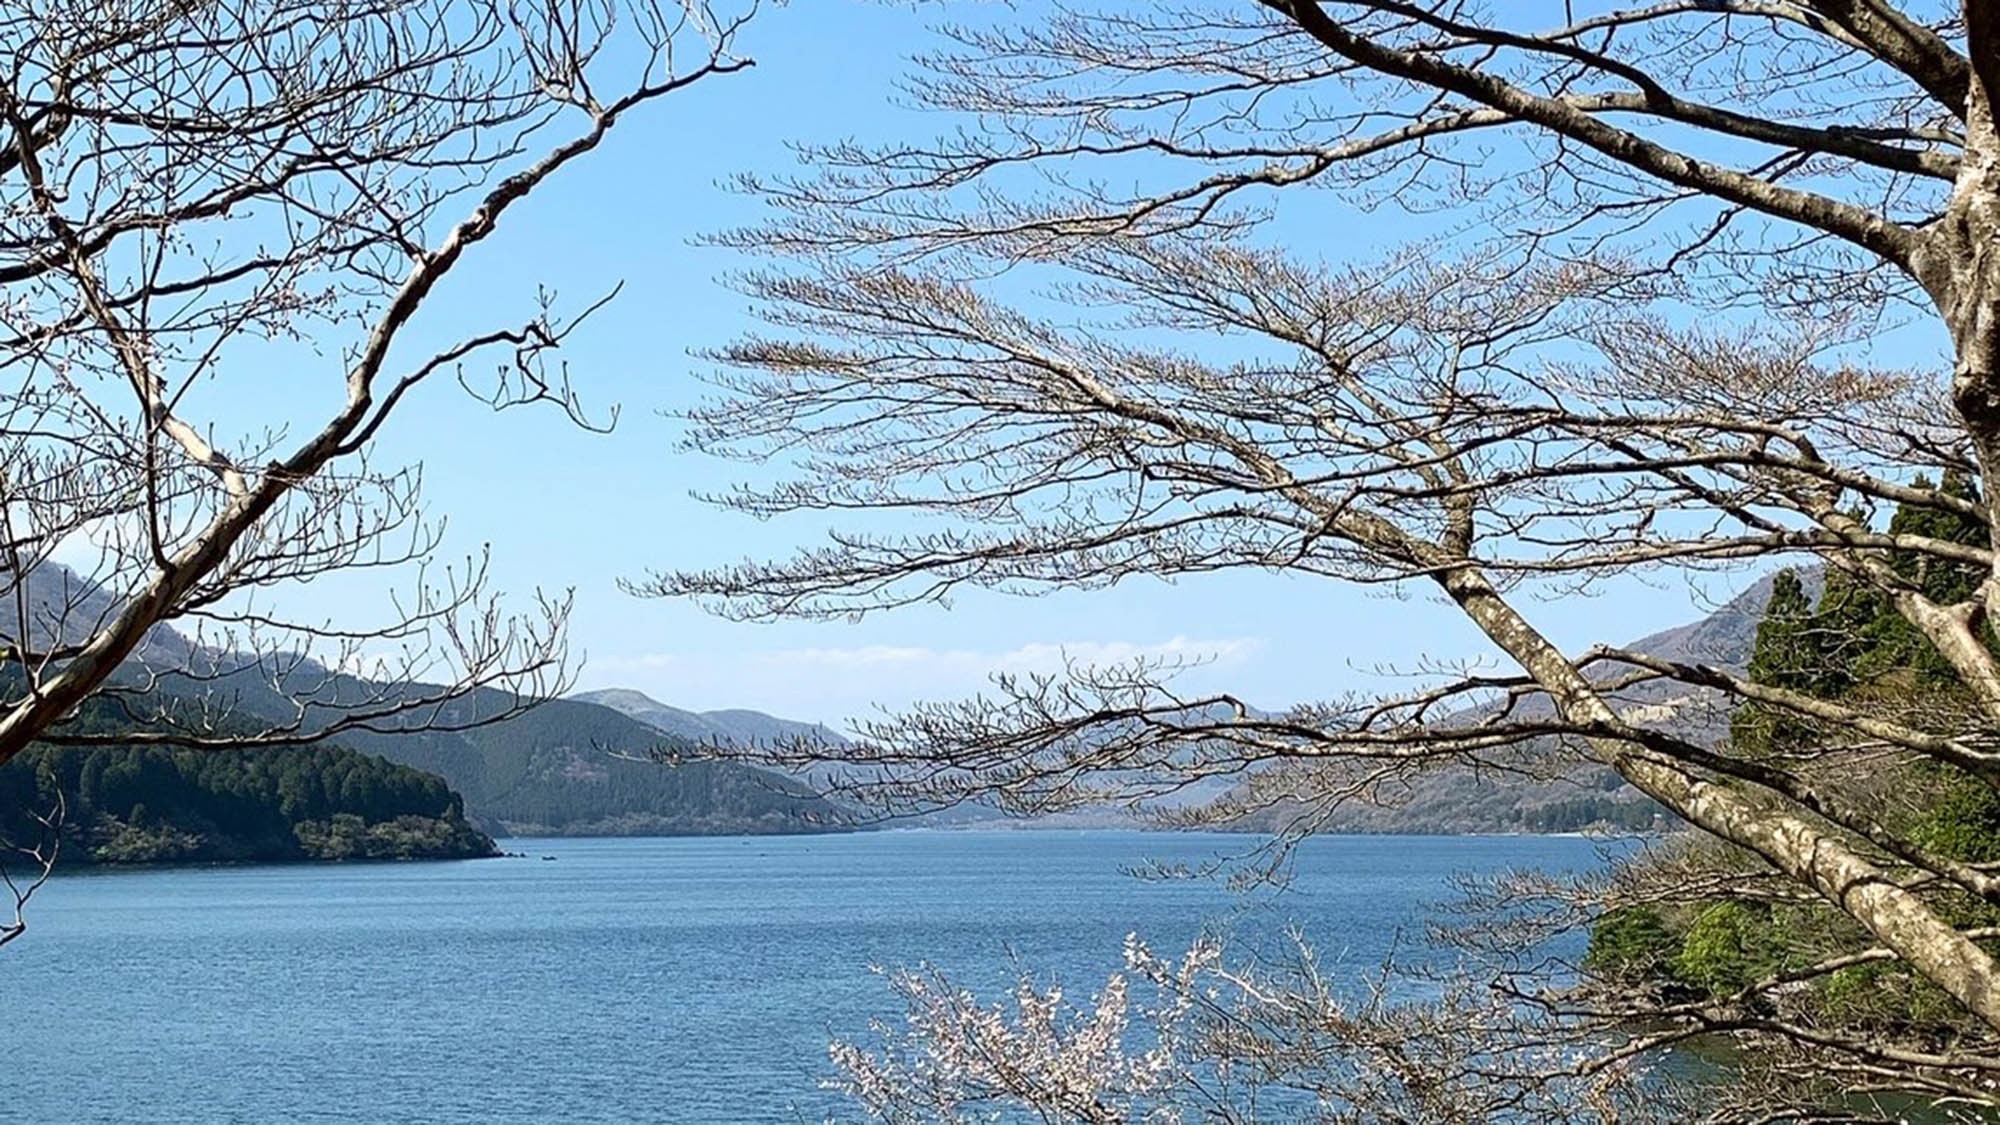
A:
146;672;853;836
572;688;851;749
1234;573;1805;834
317;691;848;836
579;687;1024;827
0;695;496;865
1;564;849;837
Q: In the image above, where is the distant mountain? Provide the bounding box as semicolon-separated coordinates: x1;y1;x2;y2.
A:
561;573;1802;837
0;562;195;669
0;564;850;838
137;670;855;837
576;688;1026;828
309;690;848;837
1620;568;1820;669
4;560;1802;839
1230;572;1807;835
572;689;851;749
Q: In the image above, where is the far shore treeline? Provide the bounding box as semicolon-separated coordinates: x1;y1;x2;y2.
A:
0;694;497;866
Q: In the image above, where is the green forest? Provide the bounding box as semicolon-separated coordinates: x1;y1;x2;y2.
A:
271;690;851;836
0;696;496;866
1587;473;2000;1043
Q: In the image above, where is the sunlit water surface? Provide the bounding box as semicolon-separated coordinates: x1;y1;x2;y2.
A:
3;831;1606;1123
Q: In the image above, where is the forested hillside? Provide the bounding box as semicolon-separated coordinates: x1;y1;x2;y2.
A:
323;692;849;835
0;566;850;838
0;698;496;865
1586;474;2000;1055
130;673;854;836
1221;576;1806;835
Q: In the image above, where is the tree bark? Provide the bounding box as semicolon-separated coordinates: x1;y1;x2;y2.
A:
1436;563;2000;1033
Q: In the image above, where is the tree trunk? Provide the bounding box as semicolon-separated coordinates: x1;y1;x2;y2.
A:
1436;564;2000;1033
1922;10;2000;626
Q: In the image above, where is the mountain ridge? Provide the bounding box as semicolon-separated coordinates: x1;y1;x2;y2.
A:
570;688;851;750
0;564;851;837
3;561;1801;838
1229;571;1807;835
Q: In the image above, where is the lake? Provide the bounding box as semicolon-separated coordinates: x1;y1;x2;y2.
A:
2;831;1605;1123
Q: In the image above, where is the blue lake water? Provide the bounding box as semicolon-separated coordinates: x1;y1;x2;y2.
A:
2;831;1605;1123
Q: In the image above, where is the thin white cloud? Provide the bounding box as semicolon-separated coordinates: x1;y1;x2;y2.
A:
754;635;1262;673
584;635;1266;723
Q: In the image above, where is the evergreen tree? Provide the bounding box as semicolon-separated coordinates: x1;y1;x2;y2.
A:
1596;475;2000;1029
1859;472;1990;686
0;695;498;866
1731;569;1822;758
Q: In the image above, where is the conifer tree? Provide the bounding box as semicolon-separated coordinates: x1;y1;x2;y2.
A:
1731;570;1823;759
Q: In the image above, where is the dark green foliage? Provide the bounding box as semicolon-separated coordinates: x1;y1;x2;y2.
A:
1588;478;2000;1038
1857;472;1989;686
243;691;849;836
1887;472;1987;601
0;697;497;866
1741;570;1819;692
1729;569;1824;758
1814;960;1967;1032
1583;906;1679;982
1914;766;2000;864
1512;795;1661;833
1672;901;1787;995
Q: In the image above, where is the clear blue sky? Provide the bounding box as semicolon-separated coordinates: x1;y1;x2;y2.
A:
179;3;1879;727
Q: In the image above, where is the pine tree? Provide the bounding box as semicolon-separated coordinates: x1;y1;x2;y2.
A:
1860;472;1990;686
1731;569;1823;759
1599;476;2000;1017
